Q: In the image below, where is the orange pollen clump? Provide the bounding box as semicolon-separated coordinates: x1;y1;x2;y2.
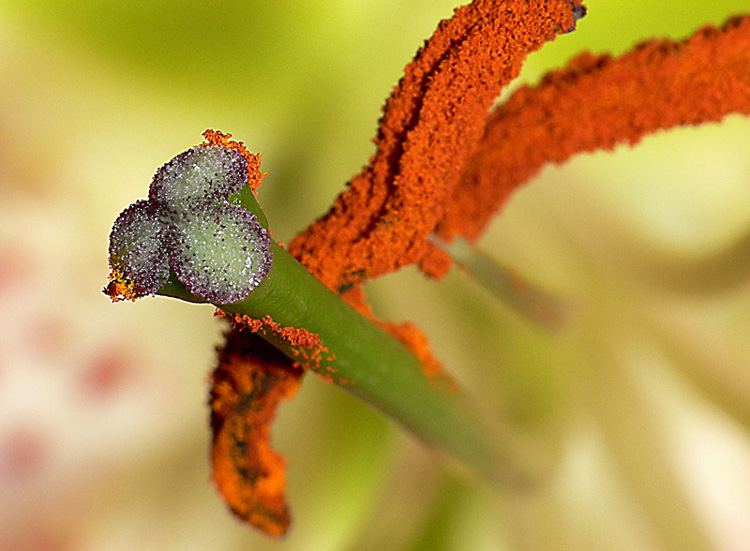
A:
215;310;333;371
383;320;457;392
201;129;267;193
435;15;750;249
104;269;140;302
288;0;583;293
210;330;302;537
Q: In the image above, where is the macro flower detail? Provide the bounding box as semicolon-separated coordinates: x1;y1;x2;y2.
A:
101;0;750;542
107;200;171;299
210;331;303;538
436;15;750;246
107;145;273;304
149;145;249;212
288;0;587;292
169;203;271;304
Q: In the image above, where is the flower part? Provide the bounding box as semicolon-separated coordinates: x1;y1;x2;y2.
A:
170;204;272;304
201;129;266;194
216;312;332;371
105;0;750;541
210;329;302;538
107;200;170;299
252;8;749;538
435;15;750;248
210;0;585;536
106;145;272;304
289;0;585;293
571;4;587;23
149;145;249;212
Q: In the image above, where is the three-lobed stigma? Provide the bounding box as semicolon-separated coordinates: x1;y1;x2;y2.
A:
107;146;272;303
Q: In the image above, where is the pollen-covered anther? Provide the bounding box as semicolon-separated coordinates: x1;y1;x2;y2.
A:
149;146;249;213
170;203;272;304
107;200;170;298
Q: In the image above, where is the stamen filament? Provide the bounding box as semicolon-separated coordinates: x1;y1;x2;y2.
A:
430;235;574;332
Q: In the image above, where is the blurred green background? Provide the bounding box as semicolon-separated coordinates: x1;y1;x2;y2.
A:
2;1;750;550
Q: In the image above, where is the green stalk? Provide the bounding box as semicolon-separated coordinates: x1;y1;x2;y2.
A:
108;145;533;485
160;187;512;483
429;235;574;332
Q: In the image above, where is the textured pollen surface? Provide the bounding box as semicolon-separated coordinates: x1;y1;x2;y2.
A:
171;204;272;304
108;200;171;296
149;146;249;212
436;15;750;245
107;144;272;302
287;0;583;291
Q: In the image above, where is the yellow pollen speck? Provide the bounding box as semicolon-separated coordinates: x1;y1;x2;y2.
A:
105;269;141;302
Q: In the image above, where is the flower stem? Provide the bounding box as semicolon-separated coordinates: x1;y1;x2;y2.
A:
159;189;514;483
430;235;574;332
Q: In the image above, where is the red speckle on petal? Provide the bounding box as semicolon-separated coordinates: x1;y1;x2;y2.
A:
0;426;51;481
80;348;133;400
0;525;76;551
0;245;35;296
28;317;70;362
